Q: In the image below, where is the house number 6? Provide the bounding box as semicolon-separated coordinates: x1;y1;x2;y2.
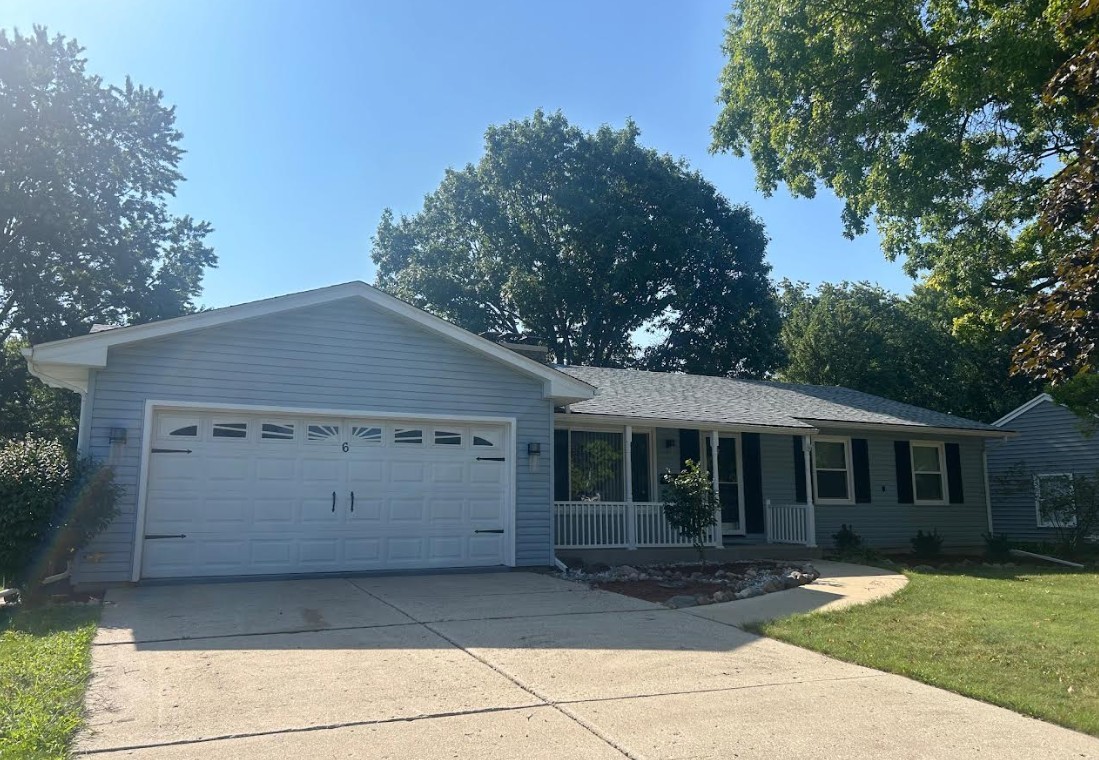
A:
342;442;349;452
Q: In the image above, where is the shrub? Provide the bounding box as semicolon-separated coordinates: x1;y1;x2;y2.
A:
832;524;863;553
0;437;120;591
662;460;718;568
983;532;1013;562
911;529;944;559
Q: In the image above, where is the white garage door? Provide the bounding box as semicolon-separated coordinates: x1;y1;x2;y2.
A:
139;410;511;579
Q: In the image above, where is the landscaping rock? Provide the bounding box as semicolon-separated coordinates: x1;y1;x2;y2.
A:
761;577;784;594
665;594;698;609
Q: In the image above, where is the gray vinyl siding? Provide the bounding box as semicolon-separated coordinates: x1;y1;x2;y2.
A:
78;297;553;585
761;429;989;550
987;399;1099;542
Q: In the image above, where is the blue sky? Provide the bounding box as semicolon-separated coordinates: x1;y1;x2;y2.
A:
10;0;912;309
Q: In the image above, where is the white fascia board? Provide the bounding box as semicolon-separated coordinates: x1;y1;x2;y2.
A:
992;393;1054;427
21;281;596;403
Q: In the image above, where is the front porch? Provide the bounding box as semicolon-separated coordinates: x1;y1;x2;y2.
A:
552;419;819;551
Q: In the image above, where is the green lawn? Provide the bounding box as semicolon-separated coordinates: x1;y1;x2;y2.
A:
0;604;101;759
754;567;1099;736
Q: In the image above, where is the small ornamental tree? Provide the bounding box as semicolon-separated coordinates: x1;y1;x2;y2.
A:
662;460;719;567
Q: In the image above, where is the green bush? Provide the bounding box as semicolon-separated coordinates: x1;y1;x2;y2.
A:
983;532;1013;562
832;524;863;553
0;438;120;590
911;529;944;560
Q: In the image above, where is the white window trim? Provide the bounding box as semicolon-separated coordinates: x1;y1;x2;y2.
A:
911;441;948;505
812;436;855;505
1034;472;1077;528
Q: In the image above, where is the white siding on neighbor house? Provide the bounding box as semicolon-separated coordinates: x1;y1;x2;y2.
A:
760;429;988;549
987;398;1099;542
79;297;553;585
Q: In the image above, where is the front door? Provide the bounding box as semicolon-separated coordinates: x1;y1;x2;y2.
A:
707;435;743;536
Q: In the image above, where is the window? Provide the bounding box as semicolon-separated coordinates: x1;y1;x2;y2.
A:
394;427;423;445
567;430;624;501
307;424;340;442
158;415;199;439
212;421;248;439
1035;473;1076;528
261;422;295;441
351;425;382;443
472;428;501;447
813;437;852;502
434;429;462;446
911;443;946;503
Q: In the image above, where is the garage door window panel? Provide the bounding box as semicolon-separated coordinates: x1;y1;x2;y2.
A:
351;425;382;444
307;423;341;443
212;421;248;439
434;429;463;446
261;422;296;441
394;427;424;445
472;428;501;448
158;415;200;440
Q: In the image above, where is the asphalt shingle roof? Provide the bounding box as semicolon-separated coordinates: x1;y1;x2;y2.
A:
556;366;999;433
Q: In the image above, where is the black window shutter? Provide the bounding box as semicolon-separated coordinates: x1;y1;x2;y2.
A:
679;428;700;469
852;438;872;503
894;441;914;504
792;436;807;504
742;433;765;533
553;429;569;501
945;443;964;504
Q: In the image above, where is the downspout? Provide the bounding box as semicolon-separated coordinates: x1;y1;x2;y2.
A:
76;369;96;458
982;439;1000;536
803;435;817;548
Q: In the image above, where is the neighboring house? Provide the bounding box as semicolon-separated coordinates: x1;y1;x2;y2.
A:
988;394;1099;541
24;281;1006;587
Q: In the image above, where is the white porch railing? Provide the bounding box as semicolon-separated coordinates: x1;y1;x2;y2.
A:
553;501;721;549
765;502;810;545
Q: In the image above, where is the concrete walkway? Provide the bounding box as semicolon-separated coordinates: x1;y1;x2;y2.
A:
78;570;1097;759
686;559;908;628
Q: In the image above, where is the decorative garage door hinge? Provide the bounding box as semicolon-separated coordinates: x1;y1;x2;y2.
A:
474;529;505;534
151;447;193;454
475;456;506;461
144;534;187;540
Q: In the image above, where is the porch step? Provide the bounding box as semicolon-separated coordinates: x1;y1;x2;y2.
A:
557;544;822;568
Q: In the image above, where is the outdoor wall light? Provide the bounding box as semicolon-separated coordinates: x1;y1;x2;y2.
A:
108;427;127;445
527;441;541;473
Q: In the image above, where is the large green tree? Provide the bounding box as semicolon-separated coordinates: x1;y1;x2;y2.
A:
373;110;780;376
0;27;215;441
712;0;1093;376
779;281;1038;421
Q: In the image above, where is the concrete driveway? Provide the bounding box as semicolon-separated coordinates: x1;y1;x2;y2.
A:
80;572;1098;759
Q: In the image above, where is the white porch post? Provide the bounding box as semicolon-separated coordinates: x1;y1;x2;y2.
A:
624;425;636;550
802;435;818;547
710;430;722;548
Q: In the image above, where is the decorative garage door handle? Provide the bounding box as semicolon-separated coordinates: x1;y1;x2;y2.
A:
474;529;504;534
331;491;336;512
476;456;506;461
350;491;355;513
145;534;187;539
